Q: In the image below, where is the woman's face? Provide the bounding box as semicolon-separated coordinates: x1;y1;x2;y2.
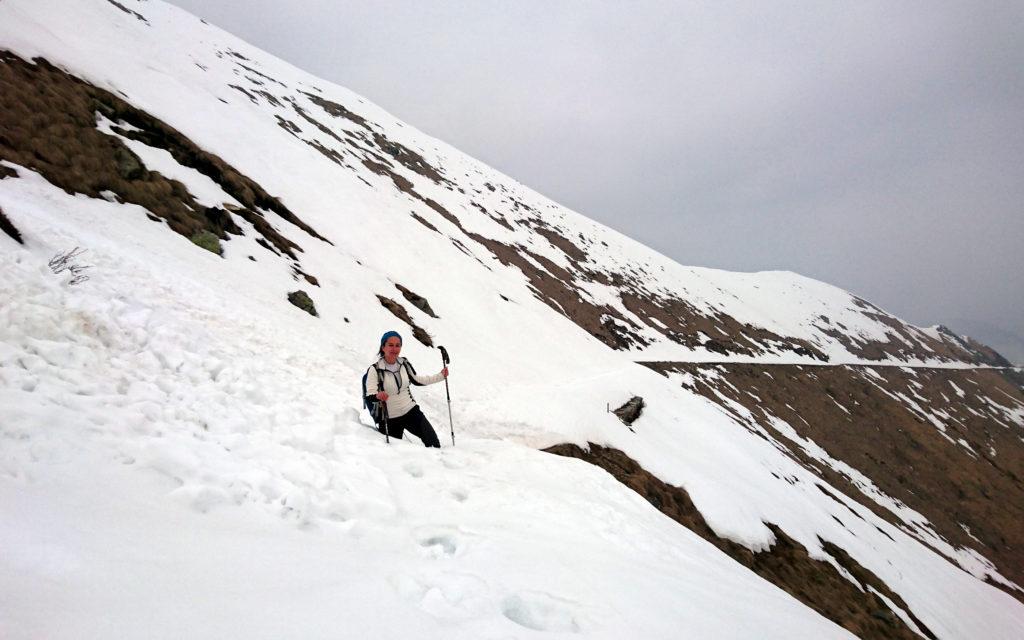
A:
383;336;402;362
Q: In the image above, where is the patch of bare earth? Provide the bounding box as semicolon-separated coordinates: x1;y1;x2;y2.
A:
545;443;934;640
133;41;1001;369
274;75;965;365
395;283;438;318
0;53;329;281
0;206;24;244
337;165;857;358
299;92;452;188
105;0;148;24
376;294;432;347
812;302;1010;366
643;362;1024;600
360;151;1004;366
534;221;1003;365
477;219;835;355
463;231;650;349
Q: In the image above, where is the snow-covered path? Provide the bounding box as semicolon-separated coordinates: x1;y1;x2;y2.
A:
2;438;856;640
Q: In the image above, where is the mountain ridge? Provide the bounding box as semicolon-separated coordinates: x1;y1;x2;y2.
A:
2;1;1023;638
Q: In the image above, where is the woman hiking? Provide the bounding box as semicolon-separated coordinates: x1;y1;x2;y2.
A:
365;331;448;447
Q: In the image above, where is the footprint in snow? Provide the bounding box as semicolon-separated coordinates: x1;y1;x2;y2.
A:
502;592;582;633
440;454;471;470
403;462;424;478
170;484;230;513
419;533;460;557
449;488;469;502
334;408;361;433
393;571;490;621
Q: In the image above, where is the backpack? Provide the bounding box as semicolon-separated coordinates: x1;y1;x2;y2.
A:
362;366;385;425
361;359;424;425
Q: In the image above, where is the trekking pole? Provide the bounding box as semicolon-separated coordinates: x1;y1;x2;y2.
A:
381;399;390;444
439;346;454;446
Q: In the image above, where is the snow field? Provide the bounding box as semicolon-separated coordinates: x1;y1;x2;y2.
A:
1;1;1023;637
0;249;853;639
2;443;854;640
1;175;854;638
3;181;1020;638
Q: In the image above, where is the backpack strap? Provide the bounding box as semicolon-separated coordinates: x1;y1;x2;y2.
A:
364;363;385;397
403;359;425;387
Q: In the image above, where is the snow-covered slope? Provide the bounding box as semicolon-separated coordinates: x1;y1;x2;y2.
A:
2;1;1023;638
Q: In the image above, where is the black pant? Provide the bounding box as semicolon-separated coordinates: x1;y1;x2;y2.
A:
380;405;440;448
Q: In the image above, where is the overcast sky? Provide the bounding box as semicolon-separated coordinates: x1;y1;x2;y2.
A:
168;0;1023;362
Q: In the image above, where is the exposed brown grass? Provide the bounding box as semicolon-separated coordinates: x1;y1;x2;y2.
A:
0;52;329;270
348;127;999;365
470;201;514;231
376;295;432;346
105;0;148;24
302;92;450;186
545;443;934;640
463;230;650;349
301;92;370;130
816;301;1008;365
644;362;1024;599
395;283;438;318
353;154;837;356
410;212;439;233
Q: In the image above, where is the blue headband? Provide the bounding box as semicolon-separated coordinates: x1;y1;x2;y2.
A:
380;331;403;348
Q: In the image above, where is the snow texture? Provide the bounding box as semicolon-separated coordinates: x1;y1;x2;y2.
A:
2;1;1023;638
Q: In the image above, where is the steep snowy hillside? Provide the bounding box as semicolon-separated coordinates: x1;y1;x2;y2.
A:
2;1;1023;639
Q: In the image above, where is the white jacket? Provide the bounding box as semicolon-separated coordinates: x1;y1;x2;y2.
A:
365;357;445;419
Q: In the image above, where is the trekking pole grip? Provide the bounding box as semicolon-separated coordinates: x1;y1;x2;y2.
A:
439;345;454;446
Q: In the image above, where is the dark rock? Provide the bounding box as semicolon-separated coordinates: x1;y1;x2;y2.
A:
792;345;828;361
190;230;221;255
105;0;149;24
0;207;24;244
288;290;318;317
703;339;729;355
613;396;645;425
